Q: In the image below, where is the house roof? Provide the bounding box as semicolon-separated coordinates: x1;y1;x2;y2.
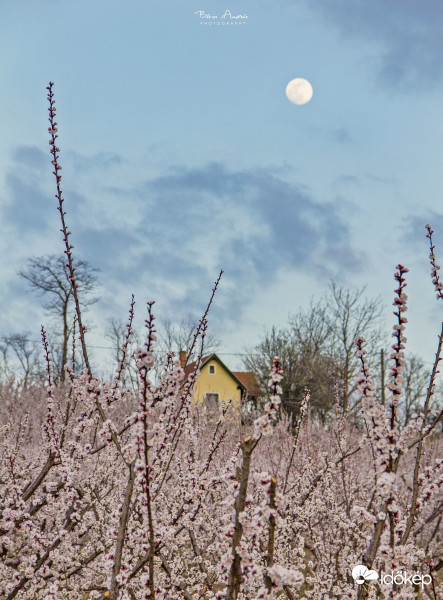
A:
232;372;263;397
182;353;263;396
183;354;212;381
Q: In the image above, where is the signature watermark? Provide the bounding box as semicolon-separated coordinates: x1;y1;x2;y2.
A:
351;564;432;590
195;9;248;25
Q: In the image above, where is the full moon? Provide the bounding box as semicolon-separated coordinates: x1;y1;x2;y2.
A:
285;78;313;105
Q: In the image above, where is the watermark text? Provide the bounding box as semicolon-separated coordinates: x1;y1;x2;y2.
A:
195;9;249;25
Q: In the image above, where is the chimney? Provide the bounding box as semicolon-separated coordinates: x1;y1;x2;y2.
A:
179;350;187;368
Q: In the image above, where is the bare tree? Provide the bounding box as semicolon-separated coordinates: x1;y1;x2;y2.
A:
244;284;386;421
244;323;337;423
105;317;221;387
243;326;297;414
0;333;42;388
401;354;435;426
158;317;221;358
326;282;386;413
18;255;99;382
288;299;338;421
105;317;143;392
0;340;12;383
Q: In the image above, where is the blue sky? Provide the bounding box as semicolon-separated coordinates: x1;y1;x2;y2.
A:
1;0;443;373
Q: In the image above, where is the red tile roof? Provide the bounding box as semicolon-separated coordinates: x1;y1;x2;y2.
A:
232;372;263;397
183;355;212;380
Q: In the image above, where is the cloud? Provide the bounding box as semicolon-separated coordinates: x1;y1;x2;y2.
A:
1;148;364;337
332;175;360;188
138;163;355;269
305;0;443;91
365;174;397;186
403;212;443;248
332;127;353;144
0;146;91;239
93;162;365;327
11;145;48;172
65;150;124;173
2;170;54;236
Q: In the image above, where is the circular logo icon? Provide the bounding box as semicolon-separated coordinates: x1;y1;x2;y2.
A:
352;565;379;585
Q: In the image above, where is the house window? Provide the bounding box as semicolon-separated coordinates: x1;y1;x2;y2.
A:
208;364;216;374
205;392;219;415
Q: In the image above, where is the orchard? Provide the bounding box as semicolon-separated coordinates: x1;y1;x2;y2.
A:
0;84;441;600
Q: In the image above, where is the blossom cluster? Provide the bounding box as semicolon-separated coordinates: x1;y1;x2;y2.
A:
253;357;283;437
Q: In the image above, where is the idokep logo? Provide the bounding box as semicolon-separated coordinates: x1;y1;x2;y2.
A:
352;565;379;585
351;565;432;590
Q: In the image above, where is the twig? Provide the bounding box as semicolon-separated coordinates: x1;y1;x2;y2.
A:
226;435;254;600
283;390;309;494
401;322;443;544
110;462;136;598
47;82;90;374
264;477;277;592
186;270;223;364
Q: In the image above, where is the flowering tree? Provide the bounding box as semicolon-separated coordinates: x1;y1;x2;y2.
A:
0;84;442;600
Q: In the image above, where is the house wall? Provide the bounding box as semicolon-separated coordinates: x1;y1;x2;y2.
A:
192;358;242;413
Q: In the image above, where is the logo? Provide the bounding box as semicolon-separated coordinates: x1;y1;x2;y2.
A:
351;565;432;590
195;10;249;26
352;565;379;585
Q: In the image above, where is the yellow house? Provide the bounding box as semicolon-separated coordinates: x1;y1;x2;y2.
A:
180;352;262;418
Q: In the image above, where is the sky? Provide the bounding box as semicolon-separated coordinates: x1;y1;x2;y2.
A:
1;0;443;375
